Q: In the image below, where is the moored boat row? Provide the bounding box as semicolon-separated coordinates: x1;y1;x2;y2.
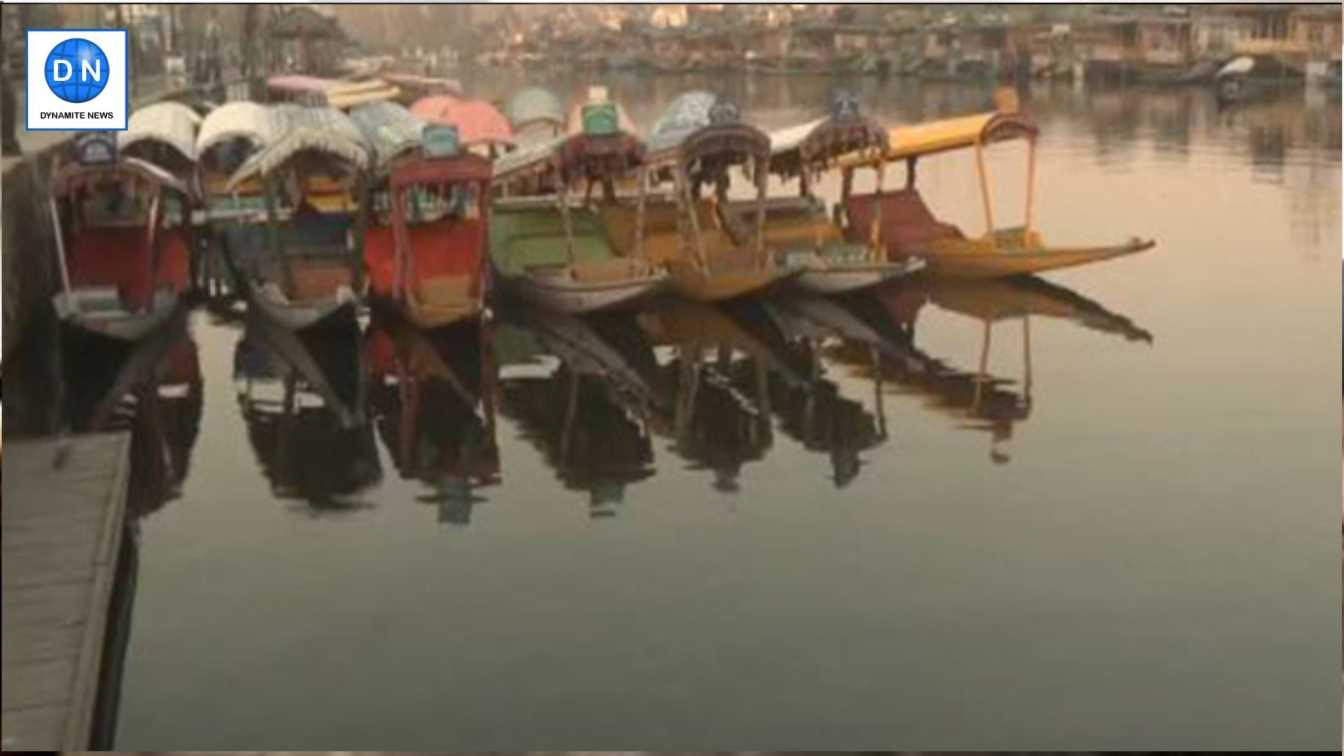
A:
47;81;1156;345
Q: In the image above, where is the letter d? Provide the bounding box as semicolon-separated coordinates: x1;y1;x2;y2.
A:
53;59;73;82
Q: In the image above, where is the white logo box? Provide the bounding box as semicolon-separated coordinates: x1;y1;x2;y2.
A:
26;29;129;131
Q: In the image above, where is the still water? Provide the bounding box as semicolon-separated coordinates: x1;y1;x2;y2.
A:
13;74;1341;749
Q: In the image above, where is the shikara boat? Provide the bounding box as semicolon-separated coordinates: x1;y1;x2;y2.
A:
48;134;197;342
119;101;201;189
749;92;925;294
491;96;668;314
381;72;463;105
195;101;282;217
411;96;515;158
266;75;402;111
838;93;1156;278
356;105;494;329
601;91;802;302
223;106;369;331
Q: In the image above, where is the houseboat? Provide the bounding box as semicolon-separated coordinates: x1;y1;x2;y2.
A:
837;95;1156;278
601;91;801;302
266;75;402;111
223;106;370;330
48;133;197;342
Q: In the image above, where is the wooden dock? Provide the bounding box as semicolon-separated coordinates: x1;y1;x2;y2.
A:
2;432;132;751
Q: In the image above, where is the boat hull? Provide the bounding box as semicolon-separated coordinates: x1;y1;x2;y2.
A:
248;284;358;332
52;289;183;343
918;240;1157;279
499;269;669;314
795;259;926;294
667;264;802;303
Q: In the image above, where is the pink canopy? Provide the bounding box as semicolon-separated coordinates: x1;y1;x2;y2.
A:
410;96;514;149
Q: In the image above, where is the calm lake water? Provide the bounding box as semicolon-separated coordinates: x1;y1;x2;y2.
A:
9;73;1340;749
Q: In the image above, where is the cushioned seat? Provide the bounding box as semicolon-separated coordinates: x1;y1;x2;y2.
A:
845;189;963;258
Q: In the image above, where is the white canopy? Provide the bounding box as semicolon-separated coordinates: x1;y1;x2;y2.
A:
119;101;201;163
226;107;369;191
196;101;284;156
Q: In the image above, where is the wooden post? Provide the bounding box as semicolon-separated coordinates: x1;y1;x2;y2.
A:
556;160;577;272
635;166;648;261
754;154;768;267
262;176;296;295
49;198;73;295
906;156;917;189
677;165;707;271
974;141;995;238
350;173;369;293
973;319;992;411
871;345;886;440
1023;134;1037;237
870;160;885;253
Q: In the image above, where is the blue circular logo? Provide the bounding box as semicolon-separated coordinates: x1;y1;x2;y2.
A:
44;38;110;104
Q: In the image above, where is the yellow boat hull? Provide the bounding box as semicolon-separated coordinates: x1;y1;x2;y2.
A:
917;236;1157;279
666;262;801;302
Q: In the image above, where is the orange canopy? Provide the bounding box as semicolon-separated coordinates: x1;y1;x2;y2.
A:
410;97;515;149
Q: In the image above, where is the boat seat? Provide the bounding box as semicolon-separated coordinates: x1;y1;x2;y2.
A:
845;189;964;258
414;274;476;304
67;227;191;309
364;219;485;298
597;200;719;267
282;261;353;302
571;257;651;283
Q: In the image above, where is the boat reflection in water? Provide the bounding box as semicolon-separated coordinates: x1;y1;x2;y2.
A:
637;299;809;493
496;307;662;518
760;294;890;487
56;312;204;746
234;310;381;513
365;317;501;525
61;312;205;515
830;274;1153;464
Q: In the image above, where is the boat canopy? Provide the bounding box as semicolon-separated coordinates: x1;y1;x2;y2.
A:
505;87;564;131
119;101;201;165
390;147;493;189
382;73;462;98
493;127;644;190
411;97;515;149
52;153;196;200
350;101;426;169
764;93;888;179
326;78;402;110
196;101;283;157
839;107;1038;167
226;106;369;191
644;90;770;172
267;74;338;97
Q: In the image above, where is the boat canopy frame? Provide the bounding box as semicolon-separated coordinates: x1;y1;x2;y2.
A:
839;97;1041;240
640;93;773;273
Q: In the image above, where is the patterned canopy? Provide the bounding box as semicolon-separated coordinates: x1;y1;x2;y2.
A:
411;97;515;148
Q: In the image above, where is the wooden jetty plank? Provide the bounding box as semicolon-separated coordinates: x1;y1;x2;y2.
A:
0;432;131;751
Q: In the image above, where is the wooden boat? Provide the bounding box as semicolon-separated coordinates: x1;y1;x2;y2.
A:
47;134;197;342
491;96;668;314
223;106;369;331
601;91;801;302
195;101;282;217
266;75;402;111
119;102;201;189
380;72;463;105
837;92;1156;278
747;93;925;294
411;96;515;159
356;106;493;329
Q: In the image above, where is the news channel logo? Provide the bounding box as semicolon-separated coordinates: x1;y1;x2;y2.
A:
26;29;129;131
45;38;111;103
